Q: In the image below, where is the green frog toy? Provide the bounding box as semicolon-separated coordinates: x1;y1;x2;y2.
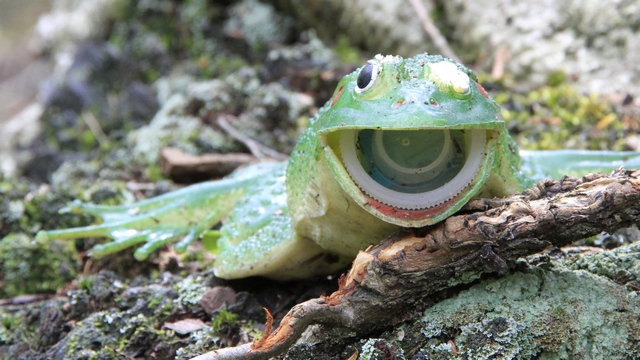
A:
37;53;640;280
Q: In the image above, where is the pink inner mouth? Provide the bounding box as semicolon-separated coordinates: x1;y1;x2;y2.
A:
362;191;465;222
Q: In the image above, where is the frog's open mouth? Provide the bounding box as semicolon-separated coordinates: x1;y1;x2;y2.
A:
336;128;488;210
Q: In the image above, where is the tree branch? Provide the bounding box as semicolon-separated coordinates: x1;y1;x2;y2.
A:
214;115;289;161
192;169;640;360
406;0;461;63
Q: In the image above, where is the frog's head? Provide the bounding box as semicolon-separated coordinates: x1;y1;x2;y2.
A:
319;53;505;227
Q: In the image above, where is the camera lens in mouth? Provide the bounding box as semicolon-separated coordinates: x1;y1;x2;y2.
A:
340;128;486;209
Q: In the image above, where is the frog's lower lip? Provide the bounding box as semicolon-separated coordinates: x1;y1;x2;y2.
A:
360;189;470;221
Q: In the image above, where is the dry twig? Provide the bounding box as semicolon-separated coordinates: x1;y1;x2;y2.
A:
214;115;288;161
407;0;461;62
159;147;256;182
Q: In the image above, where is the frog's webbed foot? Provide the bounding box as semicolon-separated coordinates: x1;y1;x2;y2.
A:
36;162;283;260
36;182;242;260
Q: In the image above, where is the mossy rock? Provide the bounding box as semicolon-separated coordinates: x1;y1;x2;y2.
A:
0;233;78;298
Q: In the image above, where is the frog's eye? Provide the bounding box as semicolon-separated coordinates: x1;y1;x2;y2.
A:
340;129;486;209
355;62;379;93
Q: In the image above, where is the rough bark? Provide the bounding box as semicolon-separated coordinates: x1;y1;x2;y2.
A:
192;169;640;360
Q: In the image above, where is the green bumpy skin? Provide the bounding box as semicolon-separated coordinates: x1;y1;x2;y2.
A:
36;53;640;280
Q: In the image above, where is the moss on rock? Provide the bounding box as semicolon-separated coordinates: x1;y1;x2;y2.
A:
0;233;78;298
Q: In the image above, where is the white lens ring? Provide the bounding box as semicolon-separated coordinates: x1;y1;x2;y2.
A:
340;129;486;210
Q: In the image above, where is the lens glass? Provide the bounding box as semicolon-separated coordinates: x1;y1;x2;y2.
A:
355;129;469;193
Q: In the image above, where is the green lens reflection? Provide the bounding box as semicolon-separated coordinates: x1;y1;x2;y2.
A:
356;129;467;193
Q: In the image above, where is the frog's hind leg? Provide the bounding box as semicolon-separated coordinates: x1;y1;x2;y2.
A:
519;150;640;185
36;162;284;260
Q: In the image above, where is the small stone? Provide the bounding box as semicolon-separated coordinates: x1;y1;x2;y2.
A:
164;318;206;334
200;286;238;314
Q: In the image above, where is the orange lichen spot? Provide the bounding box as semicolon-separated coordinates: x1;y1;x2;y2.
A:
476;82;489;98
331;86;344;107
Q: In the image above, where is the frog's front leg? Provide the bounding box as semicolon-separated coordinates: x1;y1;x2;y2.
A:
212;165;352;279
36;162;282;260
214;210;352;280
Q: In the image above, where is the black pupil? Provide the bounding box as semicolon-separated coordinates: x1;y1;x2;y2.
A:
357;63;374;89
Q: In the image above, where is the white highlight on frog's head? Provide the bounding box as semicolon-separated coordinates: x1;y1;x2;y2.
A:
374;53;401;65
427;61;470;94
